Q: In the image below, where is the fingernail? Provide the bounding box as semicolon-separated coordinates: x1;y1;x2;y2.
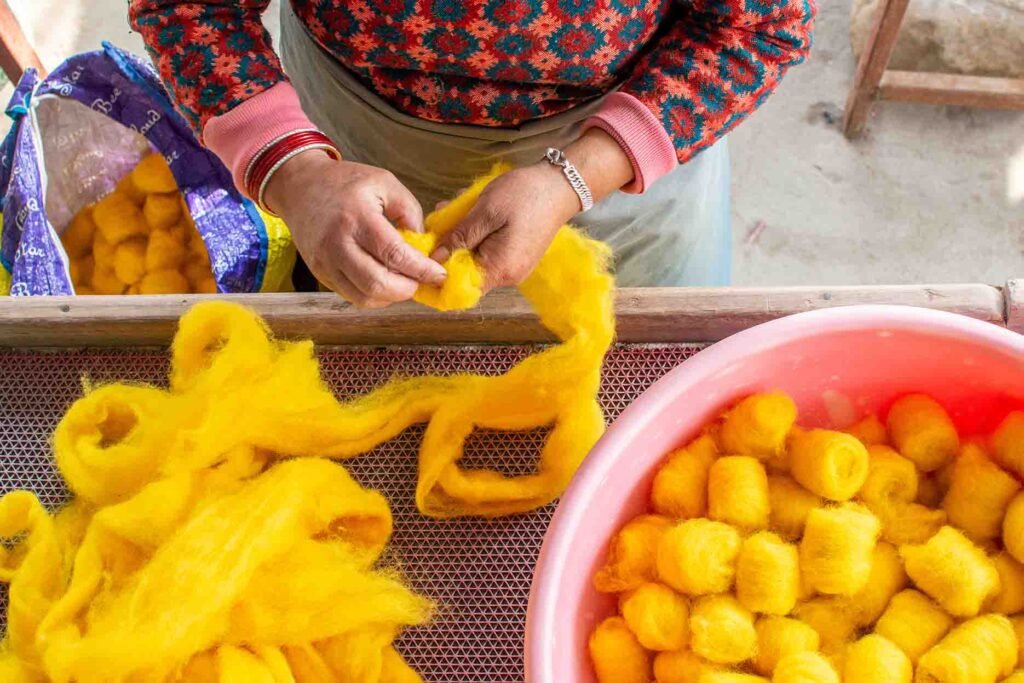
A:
431;247;450;263
429;262;448;284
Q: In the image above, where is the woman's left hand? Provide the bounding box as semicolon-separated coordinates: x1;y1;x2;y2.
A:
431;128;634;291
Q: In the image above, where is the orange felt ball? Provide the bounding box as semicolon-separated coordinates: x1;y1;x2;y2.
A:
138;269;190;295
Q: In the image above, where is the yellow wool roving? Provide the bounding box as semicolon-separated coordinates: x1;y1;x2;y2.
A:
1014;617;1024;669
849;542;908;627
799;503;880;596
915;614;1018;683
590;616;652;683
700;673;768;683
1004;492;1024;564
767;475;821;540
887;394;959;473
735;531;799;616
753;616;820;676
771;651;839;683
689;595;758;665
875;501;947;546
657;518;742;596
718;392;798;460
789;429;870;502
621;582;690;651
651;434;718;519
901;525;1000;617
860;445;919;508
793;597;859;655
987;552;1024;615
942;443;1021;542
873;589;953;664
653;648;720;683
708;456;770;531
846;413;889;446
595;515;673;593
843;634;912;683
992;411;1024;479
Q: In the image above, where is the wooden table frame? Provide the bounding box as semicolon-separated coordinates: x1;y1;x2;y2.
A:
0;0;43;83
0;283;1021;348
843;0;1024;138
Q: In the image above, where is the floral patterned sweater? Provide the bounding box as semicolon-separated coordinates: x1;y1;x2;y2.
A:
129;0;815;192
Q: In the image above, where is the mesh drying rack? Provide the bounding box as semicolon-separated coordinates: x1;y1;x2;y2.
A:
0;284;1018;682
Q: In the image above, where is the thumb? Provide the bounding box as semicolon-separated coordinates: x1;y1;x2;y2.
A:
430;201;498;263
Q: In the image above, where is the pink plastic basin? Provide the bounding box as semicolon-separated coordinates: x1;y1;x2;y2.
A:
525;305;1024;683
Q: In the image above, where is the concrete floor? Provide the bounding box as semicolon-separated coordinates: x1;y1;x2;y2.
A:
6;0;1023;286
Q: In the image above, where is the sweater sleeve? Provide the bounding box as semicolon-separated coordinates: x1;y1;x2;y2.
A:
586;0;816;192
128;0;287;135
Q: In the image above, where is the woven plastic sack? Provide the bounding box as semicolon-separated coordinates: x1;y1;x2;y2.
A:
0;42;294;296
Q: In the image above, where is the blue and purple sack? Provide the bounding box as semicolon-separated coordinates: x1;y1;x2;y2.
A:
0;43;294;296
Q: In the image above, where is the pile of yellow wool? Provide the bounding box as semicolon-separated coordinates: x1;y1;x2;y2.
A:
60;152;216;295
590;392;1024;683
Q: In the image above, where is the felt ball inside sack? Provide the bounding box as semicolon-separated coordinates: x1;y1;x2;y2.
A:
986;551;1024;615
688;594;757;665
735;531;799;616
184;256;213;289
651;434;718;519
93;190;148;244
594;515;673;593
799;503;880;596
139;269;190;295
718;392;797;459
752;616;820;676
873;589;953;664
92;230;115;266
61;209;97;258
992;411;1024;479
76;284;95;295
73;255;94;288
113;237;148;286
143;192;182;231
91;265;126;295
589;616;651;683
145;228;187;273
901;525;999;618
849;542;907;627
1005;493;1024;564
652;649;719;683
620;582;690;651
942;442;1021;543
656;518;741;596
115;173;147;205
194;277;218;294
845;414;888;446
771;651;839;683
886;394;959;473
915;614;1017;683
859;445;918;507
842;634;911;683
131;152;178;194
708;456;770;531
789;429;870;501
766;475;821;540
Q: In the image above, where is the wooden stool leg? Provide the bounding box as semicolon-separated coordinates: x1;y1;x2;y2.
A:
0;0;44;83
843;0;911;138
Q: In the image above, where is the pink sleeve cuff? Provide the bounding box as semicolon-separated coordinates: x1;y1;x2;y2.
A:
202;82;320;194
583;92;678;194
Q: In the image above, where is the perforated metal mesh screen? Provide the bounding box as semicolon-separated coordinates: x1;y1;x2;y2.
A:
0;343;702;682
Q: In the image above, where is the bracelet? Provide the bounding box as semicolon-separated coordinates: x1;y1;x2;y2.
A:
244;130;341;214
543;147;594;212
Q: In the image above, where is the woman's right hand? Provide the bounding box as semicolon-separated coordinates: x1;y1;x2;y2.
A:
262;151;446;307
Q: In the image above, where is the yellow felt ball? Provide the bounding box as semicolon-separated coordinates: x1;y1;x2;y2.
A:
718;392;797;459
799;503;880;596
736;531;799;616
789;429;870;502
986;552;1024;615
61;208;97;258
91;265;126;295
846;414;889;446
92;229;115;267
767;475;821;540
752;617;820;676
859;445;919;507
916;475;944;508
621;582;690;651
113;237;148;286
887;394;958;473
653;649;720;683
1013;616;1024;668
850;542;907;627
142;192;182;231
793;597;858;654
93;189;148;244
708;456;770;531
1005;493;1024;564
589;616;651;683
115;173;147;205
843;634;911;683
772;651;839;683
595;515;673;593
874;501;946;546
131;152;178;194
145;227;187;273
993;412;1024;479
943;443;1021;543
1002;671;1024;683
873;589;953;664
902;525;1000;617
657;519;741;596
699;673;767;683
651;435;718;519
138;269;190;295
689;595;757;665
916;614;1017;683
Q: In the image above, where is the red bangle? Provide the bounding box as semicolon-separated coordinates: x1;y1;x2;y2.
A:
243;129;341;213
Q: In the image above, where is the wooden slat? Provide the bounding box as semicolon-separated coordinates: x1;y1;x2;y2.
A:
0;285;1007;348
843;0;911;138
879;71;1024;110
0;1;44;82
1007;280;1024;334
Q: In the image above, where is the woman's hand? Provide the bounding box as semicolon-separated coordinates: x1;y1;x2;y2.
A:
431;128;635;291
263;152;447;307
